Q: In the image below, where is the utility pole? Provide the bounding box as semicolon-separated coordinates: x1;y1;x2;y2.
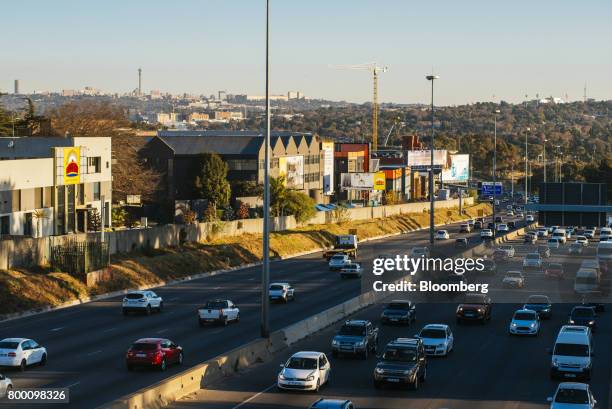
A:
426;74;439;245
525;128;529;207
261;0;271;339
492;109;500;238
543;138;547;183
511;161;514;198
100;195;105;243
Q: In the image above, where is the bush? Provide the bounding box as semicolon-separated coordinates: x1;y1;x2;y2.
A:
284;191;316;223
236;201;250;219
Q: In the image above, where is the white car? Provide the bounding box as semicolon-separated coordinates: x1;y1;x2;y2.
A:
548;238;561;249
498;245;516;258
328;254;351;271
269;282;295;303
480;229;493;239
0;373;12;398
339;263;363;279
583;230;595;239
526;215;535;222
0;338;47;371
537;228;549;237
547;382;596;409
122;290;163;315
523;253;542;269
506;211;514;217
497;224;509;233
569;243;584;255
410;247;430;258
435;230;450;240
503;271;525;288
278;351;331;392
509;309;539;336
416;324;454;357
575;236;588;246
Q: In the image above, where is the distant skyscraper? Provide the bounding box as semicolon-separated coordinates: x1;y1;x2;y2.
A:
138;68;142;96
14;79;19;94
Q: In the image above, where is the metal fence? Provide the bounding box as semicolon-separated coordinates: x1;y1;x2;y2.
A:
50;240;110;275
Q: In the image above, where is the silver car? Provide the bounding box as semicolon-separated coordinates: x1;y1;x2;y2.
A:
0;373;12;399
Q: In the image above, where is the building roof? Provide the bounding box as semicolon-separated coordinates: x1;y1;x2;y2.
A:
157;130;311;138
0;137;73;159
158;135;263;156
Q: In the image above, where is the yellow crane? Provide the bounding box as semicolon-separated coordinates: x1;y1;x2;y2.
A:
333;63;388;151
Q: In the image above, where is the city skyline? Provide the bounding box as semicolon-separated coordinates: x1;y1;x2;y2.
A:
1;0;611;105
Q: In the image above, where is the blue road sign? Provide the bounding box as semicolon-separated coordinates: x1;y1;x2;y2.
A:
481;183;503;195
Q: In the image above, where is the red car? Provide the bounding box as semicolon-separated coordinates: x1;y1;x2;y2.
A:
544;263;564;279
126;338;183;371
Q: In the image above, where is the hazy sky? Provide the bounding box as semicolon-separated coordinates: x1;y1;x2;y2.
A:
2;0;611;105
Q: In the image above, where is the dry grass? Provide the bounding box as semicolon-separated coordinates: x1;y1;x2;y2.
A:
1;203;490;316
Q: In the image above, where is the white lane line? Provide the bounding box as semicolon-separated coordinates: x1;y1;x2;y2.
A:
167;297;179;301
102;327;117;333
64;381;80;389
49;327;65;332
230;383;276;409
86;350;102;356
213;286;221;290
156;328;168;334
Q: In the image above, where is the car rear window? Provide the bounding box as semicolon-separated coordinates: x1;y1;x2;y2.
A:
132;342;158;351
526;254;540;259
527;295;549;304
388;303;410;310
572;308;595;318
339;325;365;336
126;293;144;299
0;341;19;349
555;388;589;404
205;301;228;309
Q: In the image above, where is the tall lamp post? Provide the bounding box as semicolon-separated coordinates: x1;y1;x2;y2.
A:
510;160;514;198
543;138;548;183
524;127;529;208
426;74;439;245
261;0;271;338
492;109;500;237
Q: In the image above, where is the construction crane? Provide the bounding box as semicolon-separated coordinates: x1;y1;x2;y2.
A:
382;116;402;147
332;63;388;151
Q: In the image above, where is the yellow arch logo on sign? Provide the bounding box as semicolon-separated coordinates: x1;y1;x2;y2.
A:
63;147;80;185
374;171;386;191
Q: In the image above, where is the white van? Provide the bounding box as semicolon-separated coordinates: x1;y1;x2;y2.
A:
550;327;593;380
552;229;567;244
580;260;601;281
574;268;600;294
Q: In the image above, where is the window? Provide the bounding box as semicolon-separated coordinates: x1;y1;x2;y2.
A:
88;156;101;173
0;215;9;236
93;182;101;201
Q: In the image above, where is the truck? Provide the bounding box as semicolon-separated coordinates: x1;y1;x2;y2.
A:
324;234;358;260
197;299;240;327
331;320;378;359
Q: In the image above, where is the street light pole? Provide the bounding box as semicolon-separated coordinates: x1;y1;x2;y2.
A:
426;74;439;245
261;0;271;338
525;128;529;206
543;138;548;183
511;161;514;198
492;109;500;238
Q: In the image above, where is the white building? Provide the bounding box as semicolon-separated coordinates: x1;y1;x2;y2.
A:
0;137;112;237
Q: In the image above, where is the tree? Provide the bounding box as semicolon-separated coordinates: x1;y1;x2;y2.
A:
88;208;102;231
195;153;231;211
265;176;316;222
269;176;288;216
236;201;250;219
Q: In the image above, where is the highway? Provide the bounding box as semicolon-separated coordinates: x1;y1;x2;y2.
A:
0;214;513;409
168;235;612;409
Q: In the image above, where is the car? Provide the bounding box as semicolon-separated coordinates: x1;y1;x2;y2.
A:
494;216;503;223
538;245;552;258
496;223;509;232
583;230;595;239
122;291;163;315
456;293;492;324
537;227;550;237
125;338;183;371
550;329;593;381
381;300;416;325
467;219;475;227
455;237;469;248
269;282;295;303
548;238;561;249
309;399;355;409
197;299;240;326
516;212;524;218
503;271;525;288
523;253;542;270
480;229;493;239
526;214;535;222
0;374;12;399
506;204;513;210
493;248;509;262
278;351;330;392
328;254;351;271
575;236;589;246
487;222;495;230
459;223;472;233
560;325;592;343
410;246;430;258
524;232;537;244
523;295;552;319
331;320;378;359
498;245;515;258
340;263;363;279
544;263;564;279
548;225;560;234
552;229;568;244
415;324;454;356
599;227;612;241
480;258;497;275
547;382;597;409
568;306;597;331
506;211;514;217
509;309;540;336
507;221;516;229
435;230;450;240
474;221;483;229
0;338;47;371
569;243;584;255
373;338;427;390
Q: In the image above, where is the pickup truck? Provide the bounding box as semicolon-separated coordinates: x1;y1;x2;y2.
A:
331;320;378;359
197;299;240;327
324;235;358;260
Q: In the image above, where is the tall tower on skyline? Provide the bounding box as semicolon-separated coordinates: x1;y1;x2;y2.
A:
138;68;142;96
14;79;19;94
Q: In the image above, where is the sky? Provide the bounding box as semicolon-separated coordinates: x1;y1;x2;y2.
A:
1;0;611;105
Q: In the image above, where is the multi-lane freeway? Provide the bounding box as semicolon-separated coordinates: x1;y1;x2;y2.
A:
168;234;612;409
0;215;516;409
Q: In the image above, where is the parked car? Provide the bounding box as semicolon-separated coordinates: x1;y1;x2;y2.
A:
544;263;564;279
0;338;47;371
268;283;295;303
197;299;240;327
278;351;330;392
456;293;492;324
328;254;351;271
547;382;597;409
415;324;454;356
125;338;183;371
310;399;355;409
122;290;163;315
373;338;427;390
509;309;540;336
331;320;378;359
523;295;552;319
381;300;416;325
502;271;525;288
0;374;12;399
435;230;450;240
340;263;363;279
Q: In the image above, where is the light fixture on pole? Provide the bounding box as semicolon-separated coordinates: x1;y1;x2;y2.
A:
492;109;500;238
426;74;439;245
524;127;529;208
261;0;271;338
543;137;548;183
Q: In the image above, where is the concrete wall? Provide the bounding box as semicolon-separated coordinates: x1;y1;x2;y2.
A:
0;198;472;270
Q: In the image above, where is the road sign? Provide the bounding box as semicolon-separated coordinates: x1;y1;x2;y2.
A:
481;182;502;195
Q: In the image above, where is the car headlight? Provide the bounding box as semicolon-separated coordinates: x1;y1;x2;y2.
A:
569;319;575;324
375;367;384;374
332;339;339;346
403;369;413;375
511;322;517;328
530;323;536;328
477;308;484;313
306;375;315;381
588;320;595;325
552;359;559;367
278;373;286;380
356;340;365;347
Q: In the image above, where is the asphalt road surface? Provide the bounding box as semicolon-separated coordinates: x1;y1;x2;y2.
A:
0;214;522;409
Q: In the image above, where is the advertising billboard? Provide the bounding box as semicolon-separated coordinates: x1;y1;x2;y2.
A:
406;150;447;169
322;142;334;195
279;155;304;189
63;147;81;185
373;171;386;191
340;172;374;190
442;154;470;182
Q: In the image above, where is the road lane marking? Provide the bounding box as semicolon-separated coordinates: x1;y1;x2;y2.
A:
156;328;168;334
168;297;179;301
64;381;80;389
102;327;117;333
49;327;65;332
86;350;102;356
230;383;276;409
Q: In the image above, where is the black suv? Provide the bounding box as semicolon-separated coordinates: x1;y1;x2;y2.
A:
373;338;427;390
381;300;416;325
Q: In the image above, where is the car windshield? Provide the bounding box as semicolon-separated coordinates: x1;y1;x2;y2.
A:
572;308;595;318
205;301;227;309
514;312;535;320
576;277;597;285
526;254;540;260
437;231;447;235
270;285;284;291
548;239;558;243
387;303;410;310
463;294;486;304
527;296;549;304
331;255;345;261
382;347;417;362
555;388;589;404
548;264;562;270
132;342;158;351
339;325;365;336
126;293;144;299
286;357;317;369
506;272;522;278
420;329;446;338
554;343;589;357
0;341;19;349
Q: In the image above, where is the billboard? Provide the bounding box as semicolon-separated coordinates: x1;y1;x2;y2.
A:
63;147;81;185
322;142;334;195
341;172;373;190
406;150;447;169
373;171;386;191
279;155;304;189
442;154;470;182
